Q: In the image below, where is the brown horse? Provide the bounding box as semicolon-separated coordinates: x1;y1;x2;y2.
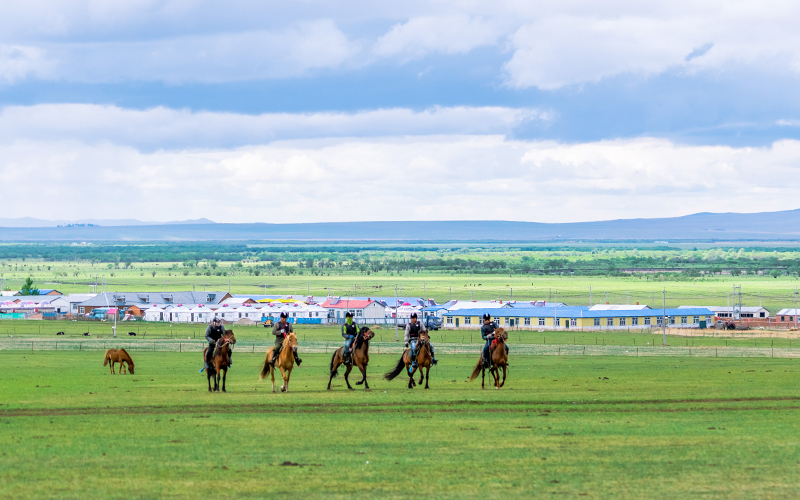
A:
260;331;298;393
469;327;508;389
327;326;375;390
103;348;134;374
203;330;236;393
384;332;432;389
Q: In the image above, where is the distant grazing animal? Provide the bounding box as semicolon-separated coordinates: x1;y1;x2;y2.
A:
83;332;91;336
469;327;508;389
327;326;375;391
203;330;236;393
56;331;65;336
103;348;135;375
260;331;298;393
384;332;433;389
128;332;136;336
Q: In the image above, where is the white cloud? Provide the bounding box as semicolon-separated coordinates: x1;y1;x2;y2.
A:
0;104;547;148
0;44;52;83
373;16;501;60
2;132;799;223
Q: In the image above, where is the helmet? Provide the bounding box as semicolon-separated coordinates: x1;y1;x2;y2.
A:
483;313;491;321
280;312;288;319
213;317;221;323
345;312;353;318
410;312;417;319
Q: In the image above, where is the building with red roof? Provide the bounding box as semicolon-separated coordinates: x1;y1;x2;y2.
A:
319;297;386;321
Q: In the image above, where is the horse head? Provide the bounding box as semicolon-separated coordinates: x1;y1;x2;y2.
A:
494;327;508;342
419;332;430;344
285;331;298;348
223;330;237;346
359;326;375;341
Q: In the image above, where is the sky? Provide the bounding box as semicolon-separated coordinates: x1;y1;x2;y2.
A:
3;1;800;223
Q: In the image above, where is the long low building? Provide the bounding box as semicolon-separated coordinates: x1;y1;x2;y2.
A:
443;307;714;330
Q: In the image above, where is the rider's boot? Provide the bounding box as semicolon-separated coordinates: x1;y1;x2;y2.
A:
293;349;303;366
270;350;279;367
431;357;438;365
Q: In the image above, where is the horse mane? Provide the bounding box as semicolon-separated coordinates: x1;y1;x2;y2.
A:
213;338;225;358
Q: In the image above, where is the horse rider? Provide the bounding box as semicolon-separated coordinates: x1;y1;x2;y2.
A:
481;313;508;368
269;312;302;367
404;312;438;369
341;312;358;364
203;317;229;371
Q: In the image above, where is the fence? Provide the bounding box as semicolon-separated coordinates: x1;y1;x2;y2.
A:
3;339;799;358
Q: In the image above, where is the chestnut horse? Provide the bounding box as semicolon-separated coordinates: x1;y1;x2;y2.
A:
327;326;374;390
469;327;508;389
260;331;298;393
103;348;134;374
203;330;236;393
384;332;432;389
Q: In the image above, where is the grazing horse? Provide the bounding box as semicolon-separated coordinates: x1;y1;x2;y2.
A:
327;326;375;391
384;332;432;389
128;332;137;336
260;331;298;393
469;327;508;389
103;348;135;375
203;330;236;393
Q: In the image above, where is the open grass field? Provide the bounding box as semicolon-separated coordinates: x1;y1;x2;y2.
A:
2;350;800;499
4;257;800;310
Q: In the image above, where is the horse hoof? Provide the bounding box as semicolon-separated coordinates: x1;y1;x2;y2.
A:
348;387;354;391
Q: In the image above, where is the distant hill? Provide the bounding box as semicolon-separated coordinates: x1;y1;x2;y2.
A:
0;210;799;242
0;217;215;228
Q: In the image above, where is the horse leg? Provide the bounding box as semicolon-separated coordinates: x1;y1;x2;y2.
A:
424;366;430;389
344;364;354;390
500;365;507;388
271;363;276;393
407;366;417;389
280;366;287;392
327;353;340;390
283;367;291;392
221;368;227;393
207;371;213;392
357;364;369;390
481;367;485;389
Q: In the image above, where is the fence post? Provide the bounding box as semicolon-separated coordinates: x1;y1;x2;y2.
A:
79;342;82;352
180;343;182;353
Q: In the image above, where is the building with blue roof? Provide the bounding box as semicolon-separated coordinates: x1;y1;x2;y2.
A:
442;307;714;330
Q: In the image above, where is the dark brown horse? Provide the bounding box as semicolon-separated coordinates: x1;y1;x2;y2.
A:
260;331;298;393
327;326;374;390
203;330;236;393
384;332;432;389
103;348;134;374
469;327;508;389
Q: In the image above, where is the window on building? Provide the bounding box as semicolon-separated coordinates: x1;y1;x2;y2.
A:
760;312;765;318
505;317;510;325
465;316;471;325
447;316;453;324
570;318;577;327
620;318;627;326
594;318;601;326
606;318;613;326
693;316;699;324
631;317;639;326
681;316;687;324
644;317;651;326
669;316;675;325
657;316;663;326
538;317;545;326
80;307;85;314
781;315;785;321
524;317;530;326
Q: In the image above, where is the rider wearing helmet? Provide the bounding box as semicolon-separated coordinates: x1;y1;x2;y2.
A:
203;317;228;371
404;312;438;368
341;312;358;364
270;312;302;367
480;313;508;368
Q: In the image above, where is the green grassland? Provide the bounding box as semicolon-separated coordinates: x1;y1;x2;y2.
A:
2;350;800;499
3;262;800;310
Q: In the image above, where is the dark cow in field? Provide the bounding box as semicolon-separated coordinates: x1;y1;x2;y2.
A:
83;332;91;336
56;331;65;336
128;332;137;336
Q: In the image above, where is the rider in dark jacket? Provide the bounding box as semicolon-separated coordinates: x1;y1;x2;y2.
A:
481;313;508;368
203;317;228;370
270;312;302;366
342;312;358;364
404;313;438;368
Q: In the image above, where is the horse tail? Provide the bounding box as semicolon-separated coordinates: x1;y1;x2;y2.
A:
329;350;338;378
384;353;406;381
468;358;483;382
259;350;271;380
103;350;110;366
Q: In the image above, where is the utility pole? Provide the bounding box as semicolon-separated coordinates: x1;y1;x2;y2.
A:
732;285;742;323
626;290;629;304
662;289;666;346
395;285;399;341
795;287;798;330
589;286;592;306
449;286;451;301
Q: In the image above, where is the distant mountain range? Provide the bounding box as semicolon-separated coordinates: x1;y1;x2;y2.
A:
0;217;215;228
1;210;800;242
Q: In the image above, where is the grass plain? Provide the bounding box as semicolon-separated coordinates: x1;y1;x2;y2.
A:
2;350;800;499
